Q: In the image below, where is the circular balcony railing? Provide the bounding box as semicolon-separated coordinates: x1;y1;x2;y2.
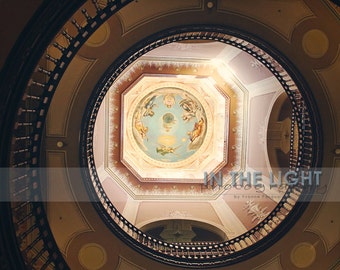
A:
80;28;320;268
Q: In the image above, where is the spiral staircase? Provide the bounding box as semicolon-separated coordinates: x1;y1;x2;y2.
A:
0;1;339;269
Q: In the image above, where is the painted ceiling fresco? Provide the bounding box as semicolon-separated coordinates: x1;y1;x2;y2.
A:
131;86;208;163
121;73;233;182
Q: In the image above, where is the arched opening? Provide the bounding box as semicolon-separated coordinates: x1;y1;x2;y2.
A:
142;219;226;243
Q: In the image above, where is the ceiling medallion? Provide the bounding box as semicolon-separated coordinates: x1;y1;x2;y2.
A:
128;83;209;164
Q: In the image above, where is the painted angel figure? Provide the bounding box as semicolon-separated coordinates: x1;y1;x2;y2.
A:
142;95;157;117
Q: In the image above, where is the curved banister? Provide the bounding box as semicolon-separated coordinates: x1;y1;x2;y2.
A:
4;0;133;269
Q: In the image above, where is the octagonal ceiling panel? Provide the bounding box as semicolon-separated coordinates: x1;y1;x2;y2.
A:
121;75;228;182
94;55;246;199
